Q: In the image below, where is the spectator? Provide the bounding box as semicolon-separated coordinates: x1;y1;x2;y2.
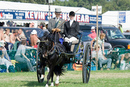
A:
4;28;10;43
4;28;12;50
40;23;49;33
46;24;48;29
88;26;97;39
15;39;34;72
0;28;5;41
115;53;130;69
92;45;112;70
0;40;12;73
91;33;112;70
29;22;34;28
0;22;4;26
18;28;26;40
30;30;40;48
91;33;105;55
10;30;21;44
37;25;40;28
118;24;123;33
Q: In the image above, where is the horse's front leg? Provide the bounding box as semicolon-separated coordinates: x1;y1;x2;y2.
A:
40;66;45;80
45;67;53;87
50;72;54;86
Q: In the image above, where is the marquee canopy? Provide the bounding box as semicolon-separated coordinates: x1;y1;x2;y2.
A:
0;1;93;14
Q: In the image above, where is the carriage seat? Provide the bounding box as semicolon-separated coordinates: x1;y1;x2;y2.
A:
63;32;82;53
72;32;82;53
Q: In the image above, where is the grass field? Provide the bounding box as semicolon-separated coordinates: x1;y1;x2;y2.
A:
0;70;130;87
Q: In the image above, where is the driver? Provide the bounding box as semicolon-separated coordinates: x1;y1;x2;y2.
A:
48;8;64;34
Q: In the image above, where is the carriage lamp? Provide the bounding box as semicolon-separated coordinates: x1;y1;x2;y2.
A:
127;44;130;49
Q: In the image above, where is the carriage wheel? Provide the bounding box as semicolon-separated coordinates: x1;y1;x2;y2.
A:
36;43;44;83
82;43;91;83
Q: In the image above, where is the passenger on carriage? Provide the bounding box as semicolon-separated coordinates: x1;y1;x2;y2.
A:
48;8;65;34
64;11;79;52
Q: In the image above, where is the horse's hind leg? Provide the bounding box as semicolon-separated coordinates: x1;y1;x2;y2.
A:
54;66;62;86
55;75;60;86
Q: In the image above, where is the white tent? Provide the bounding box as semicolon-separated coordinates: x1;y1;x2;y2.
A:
0;1;93;15
0;1;96;27
102;11;130;31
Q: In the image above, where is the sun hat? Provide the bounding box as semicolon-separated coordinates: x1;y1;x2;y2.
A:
55;8;62;13
91;26;95;30
31;30;37;34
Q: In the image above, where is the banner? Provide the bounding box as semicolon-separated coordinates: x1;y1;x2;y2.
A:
119;12;126;23
0;9;102;24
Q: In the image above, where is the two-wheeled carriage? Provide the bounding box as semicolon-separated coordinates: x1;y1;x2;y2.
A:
36;29;92;86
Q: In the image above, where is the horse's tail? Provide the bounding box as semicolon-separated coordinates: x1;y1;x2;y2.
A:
54;65;65;76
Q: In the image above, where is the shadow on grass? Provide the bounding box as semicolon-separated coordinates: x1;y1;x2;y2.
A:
60;81;82;84
21;81;47;87
21;80;82;87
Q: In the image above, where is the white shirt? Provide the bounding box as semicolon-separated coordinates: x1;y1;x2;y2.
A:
70;20;74;26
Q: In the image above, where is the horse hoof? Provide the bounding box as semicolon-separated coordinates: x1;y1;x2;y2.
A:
45;84;49;87
55;83;59;86
51;82;54;86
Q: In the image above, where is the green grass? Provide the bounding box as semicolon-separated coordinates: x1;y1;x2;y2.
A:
0;70;130;87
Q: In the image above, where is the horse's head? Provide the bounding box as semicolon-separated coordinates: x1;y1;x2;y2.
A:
38;31;53;57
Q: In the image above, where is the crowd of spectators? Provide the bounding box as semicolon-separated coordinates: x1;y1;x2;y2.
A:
0;8;130;73
89;26;130;70
0;26;42;72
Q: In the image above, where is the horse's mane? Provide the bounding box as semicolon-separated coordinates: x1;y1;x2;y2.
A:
39;31;66;57
39;31;49;41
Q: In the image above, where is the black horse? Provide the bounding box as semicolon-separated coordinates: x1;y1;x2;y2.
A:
37;30;70;87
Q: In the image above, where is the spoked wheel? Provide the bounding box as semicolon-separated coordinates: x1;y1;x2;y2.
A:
82;43;91;83
36;42;44;83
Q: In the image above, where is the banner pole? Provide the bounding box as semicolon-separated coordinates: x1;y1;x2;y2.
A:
96;5;99;70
